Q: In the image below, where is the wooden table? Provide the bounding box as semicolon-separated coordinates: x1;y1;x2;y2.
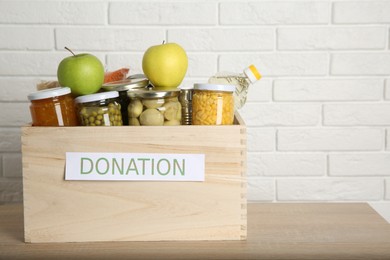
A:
1;203;390;259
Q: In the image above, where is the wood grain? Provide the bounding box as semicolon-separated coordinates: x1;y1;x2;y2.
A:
1;203;390;259
21;115;246;243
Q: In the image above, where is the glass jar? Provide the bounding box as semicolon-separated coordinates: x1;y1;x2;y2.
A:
74;91;123;126
127;87;181;126
101;77;149;125
27;87;78;126
192;83;235;125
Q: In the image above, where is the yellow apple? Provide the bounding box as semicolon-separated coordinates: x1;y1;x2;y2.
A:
142;42;188;90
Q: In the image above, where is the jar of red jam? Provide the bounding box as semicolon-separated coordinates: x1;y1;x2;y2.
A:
27;87;78;126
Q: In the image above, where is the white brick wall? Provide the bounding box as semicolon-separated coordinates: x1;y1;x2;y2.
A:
277;27;386;50
274;79;383;101
0;0;389;207
329;153;390;176
331;53;390;75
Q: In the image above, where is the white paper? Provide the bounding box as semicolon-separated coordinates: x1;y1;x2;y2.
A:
65;152;205;182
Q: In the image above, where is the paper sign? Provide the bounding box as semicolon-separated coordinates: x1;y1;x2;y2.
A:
65;152;205;182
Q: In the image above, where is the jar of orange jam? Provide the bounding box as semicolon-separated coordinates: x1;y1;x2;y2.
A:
27;87;78;126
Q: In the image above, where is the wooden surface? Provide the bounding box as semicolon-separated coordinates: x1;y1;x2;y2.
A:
1;203;390;260
21;116;246;242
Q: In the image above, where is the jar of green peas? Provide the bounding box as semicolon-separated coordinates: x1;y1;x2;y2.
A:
74;91;123;126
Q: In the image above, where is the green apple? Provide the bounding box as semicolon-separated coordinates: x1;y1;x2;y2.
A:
57;47;104;96
142;42;188;90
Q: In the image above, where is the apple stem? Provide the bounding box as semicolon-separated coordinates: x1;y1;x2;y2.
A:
64;47;76;56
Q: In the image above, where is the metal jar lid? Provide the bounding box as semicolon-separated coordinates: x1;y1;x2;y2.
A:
127;87;180;99
102;78;149;92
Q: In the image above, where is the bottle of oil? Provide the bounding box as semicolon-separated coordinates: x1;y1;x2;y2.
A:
208;64;261;110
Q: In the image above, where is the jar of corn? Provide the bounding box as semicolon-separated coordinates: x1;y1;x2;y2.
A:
192;83;235;125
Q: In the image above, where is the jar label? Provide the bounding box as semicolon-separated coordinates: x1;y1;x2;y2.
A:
65;152;205;182
54;103;64;126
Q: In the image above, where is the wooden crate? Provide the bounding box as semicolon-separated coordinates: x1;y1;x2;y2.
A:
22;114;247;243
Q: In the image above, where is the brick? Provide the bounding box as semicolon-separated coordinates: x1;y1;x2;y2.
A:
278;27;386;50
168;28;274;51
246;79;272;102
277;178;383;201
56;28;165;51
219;53;328;76
324;104;390;126
0;52;105;76
3;153;22;178
274;79;383;101
246;127;275;152
0;102;30;126
386;179;390;200
386;80;390;100
331;53;390;76
0;27;54;50
0;77;49;101
0;52;63;76
0;1;106;25
329;153;390;177
185;53;218;77
334;1;390;24
106;54;143;75
278;128;383;151
388;129;390;151
0;128;22;152
240;103;320;126
248;153;326;176
247;177;275;201
220;1;329;25
109;2;216;25
0;179;23;203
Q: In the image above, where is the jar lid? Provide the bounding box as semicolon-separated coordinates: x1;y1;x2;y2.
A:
243;64;261;84
101;78;149;92
194;83;235;92
28;87;71;101
127;87;180;99
74;91;119;104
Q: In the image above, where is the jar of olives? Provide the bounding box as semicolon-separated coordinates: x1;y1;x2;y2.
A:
192;83;235;125
101;77;149;125
74;91;123;126
127;88;182;126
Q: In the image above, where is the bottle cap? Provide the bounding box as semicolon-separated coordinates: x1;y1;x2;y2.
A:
244;65;261;83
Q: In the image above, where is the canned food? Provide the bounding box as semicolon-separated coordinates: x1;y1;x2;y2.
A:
127;87;181;126
74;91;123;126
102;77;149;125
179;87;193;125
27;87;78;126
192;83;235;125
